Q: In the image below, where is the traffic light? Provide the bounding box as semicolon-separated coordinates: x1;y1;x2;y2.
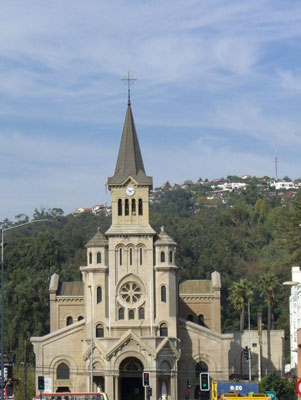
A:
142;372;150;387
187;378;192;388
185;391;190;400
243;346;249;360
38;376;45;391
146;387;152;397
200;372;210;391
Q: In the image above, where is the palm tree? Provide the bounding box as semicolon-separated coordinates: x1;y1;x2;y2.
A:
258;273;279;330
228;279;253;332
258;272;279;365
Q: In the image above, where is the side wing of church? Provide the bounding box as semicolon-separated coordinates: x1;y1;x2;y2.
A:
31;103;235;400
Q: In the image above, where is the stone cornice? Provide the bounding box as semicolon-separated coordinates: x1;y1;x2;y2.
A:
57;297;84;303
154;265;178;272
179;294;214;300
80;265;108;273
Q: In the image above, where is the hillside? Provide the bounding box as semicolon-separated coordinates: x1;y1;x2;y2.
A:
1;184;300;367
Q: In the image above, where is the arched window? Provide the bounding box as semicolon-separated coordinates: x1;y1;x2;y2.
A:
129;248;133;265
66;316;73;326
57;363;70;380
198;314;205;326
97;252;101;264
138;199;143;216
118;199;122;216
161;285;166;303
139;307;145;320
132;199;136;215
139;247;143;266
160;251;165;263
119;308;124;320
125;199;129;216
169;250;173;263
195;361;208;377
160;323;168;337
89;252;92;264
97;286;102;303
96;324;104;338
187;314;194;322
119;248;122;265
129;309;135;320
78;316;84;321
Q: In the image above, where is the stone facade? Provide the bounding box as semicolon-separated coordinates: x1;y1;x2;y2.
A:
31;104;283;400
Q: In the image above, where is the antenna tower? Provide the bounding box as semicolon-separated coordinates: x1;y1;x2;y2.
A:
274;143;278;181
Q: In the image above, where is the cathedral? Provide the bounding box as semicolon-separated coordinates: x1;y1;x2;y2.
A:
31;100;282;400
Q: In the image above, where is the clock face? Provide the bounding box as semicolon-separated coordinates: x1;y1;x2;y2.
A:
125;186;135;196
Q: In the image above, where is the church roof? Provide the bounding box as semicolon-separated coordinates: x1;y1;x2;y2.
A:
58;282;84;296
154;226;176;246
108;105;152;186
179;280;213;295
85;227;108;247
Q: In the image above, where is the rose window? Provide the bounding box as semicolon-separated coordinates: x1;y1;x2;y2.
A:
120;282;142;304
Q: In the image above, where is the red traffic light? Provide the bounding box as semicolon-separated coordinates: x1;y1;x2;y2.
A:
142;372;150;387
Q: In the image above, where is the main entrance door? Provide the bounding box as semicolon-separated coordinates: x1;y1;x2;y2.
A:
119;357;144;400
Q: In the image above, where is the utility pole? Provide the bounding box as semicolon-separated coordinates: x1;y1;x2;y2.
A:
23;339;27;400
248;300;252;381
258;310;262;382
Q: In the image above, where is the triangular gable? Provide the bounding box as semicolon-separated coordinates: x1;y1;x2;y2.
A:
156;337;180;360
106;330;156;360
83;340;107;362
121;176;139;187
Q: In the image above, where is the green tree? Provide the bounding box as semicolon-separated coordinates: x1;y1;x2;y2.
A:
258;273;279;331
228;279;253;331
258;272;279;364
261;372;296;400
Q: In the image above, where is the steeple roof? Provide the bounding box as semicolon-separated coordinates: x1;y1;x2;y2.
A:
108;105;152;186
85;227;108;248
154;226;177;246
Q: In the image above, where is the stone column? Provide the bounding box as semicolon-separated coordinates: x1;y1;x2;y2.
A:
170;372;178;400
150;372;158;400
105;375;114;400
114;375;119;400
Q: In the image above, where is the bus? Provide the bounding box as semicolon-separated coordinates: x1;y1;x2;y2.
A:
33;392;108;400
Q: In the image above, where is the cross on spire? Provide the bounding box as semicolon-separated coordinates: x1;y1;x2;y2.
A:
121;72;137;106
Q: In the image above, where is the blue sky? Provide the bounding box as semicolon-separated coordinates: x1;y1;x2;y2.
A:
1;0;301;221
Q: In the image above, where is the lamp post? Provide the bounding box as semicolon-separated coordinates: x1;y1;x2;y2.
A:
283;279;300;375
1;219;49;400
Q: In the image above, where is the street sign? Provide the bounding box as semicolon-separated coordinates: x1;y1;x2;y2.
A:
217;382;259;396
265;391;276;400
44;377;52;393
296;379;301;396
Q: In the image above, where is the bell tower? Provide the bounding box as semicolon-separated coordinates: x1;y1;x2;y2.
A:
105;101;156;333
106;104;155;235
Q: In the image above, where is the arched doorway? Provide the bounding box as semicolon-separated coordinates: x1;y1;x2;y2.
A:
195;361;209;400
119;357;144;400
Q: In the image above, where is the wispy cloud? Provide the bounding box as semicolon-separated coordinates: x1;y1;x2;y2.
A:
0;0;301;220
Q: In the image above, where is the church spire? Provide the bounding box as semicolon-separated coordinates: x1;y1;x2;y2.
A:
108;104;152;187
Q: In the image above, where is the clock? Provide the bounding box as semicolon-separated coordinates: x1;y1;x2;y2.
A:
125;186;135;196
